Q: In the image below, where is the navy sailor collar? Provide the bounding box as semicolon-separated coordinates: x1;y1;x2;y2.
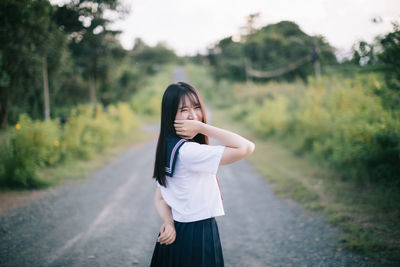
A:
165;135;187;177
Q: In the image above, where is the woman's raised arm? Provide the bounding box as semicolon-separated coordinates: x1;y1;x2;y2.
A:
174;120;255;165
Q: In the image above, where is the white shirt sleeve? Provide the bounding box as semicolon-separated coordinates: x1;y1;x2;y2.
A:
179;142;225;175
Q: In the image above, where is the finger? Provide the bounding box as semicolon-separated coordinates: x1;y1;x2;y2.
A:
163;234;173;245
174;125;184;130
159;236;167;244
174;128;185;133
168;236;176;245
160;231;169;241
163;229;174;240
158;232;167;243
176;132;189;138
166;234;176;245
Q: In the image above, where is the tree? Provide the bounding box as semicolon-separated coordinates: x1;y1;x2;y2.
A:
208;20;336;82
53;0;127;107
379;22;400;91
351;40;378;66
131;41;177;74
0;0;66;127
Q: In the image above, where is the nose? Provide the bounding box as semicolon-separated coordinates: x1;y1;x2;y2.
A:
188;108;197;120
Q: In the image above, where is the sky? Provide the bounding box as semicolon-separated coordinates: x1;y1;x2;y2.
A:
53;0;400;58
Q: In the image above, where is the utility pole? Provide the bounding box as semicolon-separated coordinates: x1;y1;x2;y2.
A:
312;37;321;78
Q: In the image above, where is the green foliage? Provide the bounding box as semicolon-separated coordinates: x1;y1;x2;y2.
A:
0;102;139;189
192;63;400;183
0;0;67;127
379;23;400;93
248;95;290;136
254;77;399;182
292;78;399;181
0;114;60;188
130;65;174;117
0;0;145;128
208;37;246;82
351;40;378;66
186;64;234;109
132;39;178;75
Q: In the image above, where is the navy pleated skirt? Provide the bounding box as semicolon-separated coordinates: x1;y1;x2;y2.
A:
150;217;224;267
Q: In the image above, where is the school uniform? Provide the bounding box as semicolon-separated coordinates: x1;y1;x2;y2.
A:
150;136;225;267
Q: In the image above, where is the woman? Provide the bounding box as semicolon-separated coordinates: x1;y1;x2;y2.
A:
150;82;255;266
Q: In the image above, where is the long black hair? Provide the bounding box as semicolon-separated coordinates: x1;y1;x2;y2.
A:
153;82;208;187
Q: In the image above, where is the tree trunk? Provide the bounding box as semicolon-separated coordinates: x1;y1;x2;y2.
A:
42;55;50;121
0;86;9;129
89;72;96;107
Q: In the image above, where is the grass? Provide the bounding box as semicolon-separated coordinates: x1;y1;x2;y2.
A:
211;106;400;265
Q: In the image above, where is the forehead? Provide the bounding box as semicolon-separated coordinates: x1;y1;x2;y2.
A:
178;93;199;107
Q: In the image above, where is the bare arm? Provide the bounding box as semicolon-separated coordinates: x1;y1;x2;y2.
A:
200;123;255;165
154;187;174;224
154;187;176;245
174;120;255;165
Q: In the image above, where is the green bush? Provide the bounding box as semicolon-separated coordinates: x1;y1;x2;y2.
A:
290;78;400;181
247;95;290;136
0;101;140;188
0;114;60;188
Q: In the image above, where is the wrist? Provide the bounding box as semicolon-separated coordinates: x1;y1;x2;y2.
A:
164;219;174;226
198;121;207;135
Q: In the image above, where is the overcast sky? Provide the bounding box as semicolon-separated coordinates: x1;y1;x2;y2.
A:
108;0;399;58
52;0;400;58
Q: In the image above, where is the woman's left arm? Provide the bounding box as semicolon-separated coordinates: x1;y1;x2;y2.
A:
154;187;176;245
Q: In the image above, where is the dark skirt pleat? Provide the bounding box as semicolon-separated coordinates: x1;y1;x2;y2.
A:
150;217;224;267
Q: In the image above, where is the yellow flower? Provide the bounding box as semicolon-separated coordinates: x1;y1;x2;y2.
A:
53;140;59;147
15;123;21;130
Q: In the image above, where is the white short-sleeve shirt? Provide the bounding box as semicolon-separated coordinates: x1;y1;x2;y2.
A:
157;141;225;223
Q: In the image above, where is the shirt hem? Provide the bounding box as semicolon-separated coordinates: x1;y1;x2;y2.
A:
173;212;225;223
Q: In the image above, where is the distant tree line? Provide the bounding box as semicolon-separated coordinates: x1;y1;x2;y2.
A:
0;0;177;128
206;18;337;82
203;14;400;90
